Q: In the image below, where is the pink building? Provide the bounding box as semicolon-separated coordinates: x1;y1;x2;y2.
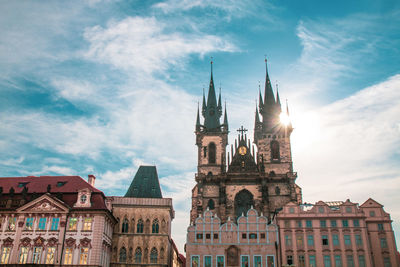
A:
0;175;116;266
277;199;400;267
186;207;279;267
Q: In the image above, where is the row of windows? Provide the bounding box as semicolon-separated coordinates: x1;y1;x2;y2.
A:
288;206;359;214
0;217;92;232
119;218;163;234
191;255;275;267
195;233;267;241
119;247;160;264
286;254;370;267
0;246;90;265
285;219;361;228
285;234;364;247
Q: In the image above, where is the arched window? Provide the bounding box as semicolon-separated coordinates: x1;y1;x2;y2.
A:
122;218;129;233
234;189;254;218
134;247;142;263
152;219;159;233
119;247;127;263
150;247;158;264
275;186;280;195
270;140;280;161
137;219;144;233
208;143;216;164
207;199;215;210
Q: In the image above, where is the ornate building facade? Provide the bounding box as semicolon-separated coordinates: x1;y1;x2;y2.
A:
110;165;183;267
0;175;115;266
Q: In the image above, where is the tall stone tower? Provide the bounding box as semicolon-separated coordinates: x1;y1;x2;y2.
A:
190;60;301;224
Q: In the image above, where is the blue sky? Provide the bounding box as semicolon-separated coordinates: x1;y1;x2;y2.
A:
1;0;399;251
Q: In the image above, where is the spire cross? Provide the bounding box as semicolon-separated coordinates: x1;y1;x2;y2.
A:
237;126;248;136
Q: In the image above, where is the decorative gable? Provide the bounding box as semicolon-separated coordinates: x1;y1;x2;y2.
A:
17;193;69;214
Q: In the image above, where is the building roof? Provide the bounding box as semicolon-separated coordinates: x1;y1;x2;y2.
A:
0;175;107;210
124;166;163;198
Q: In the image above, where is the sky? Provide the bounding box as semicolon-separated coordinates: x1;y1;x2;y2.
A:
0;0;399;252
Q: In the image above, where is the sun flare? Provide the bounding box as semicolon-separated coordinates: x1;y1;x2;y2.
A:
279;112;290;126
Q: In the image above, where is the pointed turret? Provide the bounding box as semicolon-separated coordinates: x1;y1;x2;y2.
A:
258;84;264;113
276;85;282;114
201;88;206;116
223;102;229;132
196;103;201;131
218;87;222;111
255;105;261;124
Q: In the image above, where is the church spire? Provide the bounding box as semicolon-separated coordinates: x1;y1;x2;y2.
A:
258;82;263;113
276;83;282;114
263;57;276;109
255;102;261;124
201;87;206;116
203;59;222;131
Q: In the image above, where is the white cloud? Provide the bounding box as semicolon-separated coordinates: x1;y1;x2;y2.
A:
83;16;237;74
291;74;400;243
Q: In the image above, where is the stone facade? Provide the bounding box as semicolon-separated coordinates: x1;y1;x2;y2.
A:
277;199;400;267
110;196;175;267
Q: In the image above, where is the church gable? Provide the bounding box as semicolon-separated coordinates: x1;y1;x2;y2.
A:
227;127;258;173
17;193;69;213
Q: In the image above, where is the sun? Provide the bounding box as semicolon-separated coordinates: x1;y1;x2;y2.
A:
279;112;290;126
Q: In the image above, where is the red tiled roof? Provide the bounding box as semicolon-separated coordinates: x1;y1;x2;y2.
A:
0;176;107;210
0;176;101;193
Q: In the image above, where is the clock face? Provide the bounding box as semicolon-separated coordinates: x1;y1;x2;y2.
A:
238;146;247;155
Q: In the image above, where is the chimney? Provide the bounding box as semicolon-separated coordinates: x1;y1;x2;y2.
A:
88;175;96;187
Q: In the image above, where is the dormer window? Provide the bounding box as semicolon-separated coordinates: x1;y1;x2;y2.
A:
80;194;87;204
18;182;29;188
56;181;67;187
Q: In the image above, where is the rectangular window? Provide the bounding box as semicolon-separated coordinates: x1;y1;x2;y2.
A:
266;255;275;267
0;247;11;264
216;255;224;267
298;255;305;267
242;233;247;239
79;247;89;264
344;235;351;246
380;238;388;248
353;219;360;227
33;247;42;264
334;255;342;267
254;255;262;267
204;255;212;267
346;255;354;267
332;234;339;246
284;220;290;228
330;220;337;227
68;218;78;231
355;234;362;246
64;247;73;265
318;207;324;213
260;233;265;239
51;217;59;230
196;233;203;239
25;217;34;230
296;235;303;246
206;234;211;239
214;233;218;239
297;220;302;228
320;220;327;228
285;235;291;246
307;235;314;246
309;255;316;267
378;223;384;231
306;220;312;228
286;255;293;265
342;220;349;227
38;217;47;230
384;257;391;267
345;207;352;213
324;255;331;267
7;217;16;231
322;235;328;246
83;218;92;231
241;255;249;267
358;255;366;267
46;247;56;264
19;247;29;264
249;233;257;239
